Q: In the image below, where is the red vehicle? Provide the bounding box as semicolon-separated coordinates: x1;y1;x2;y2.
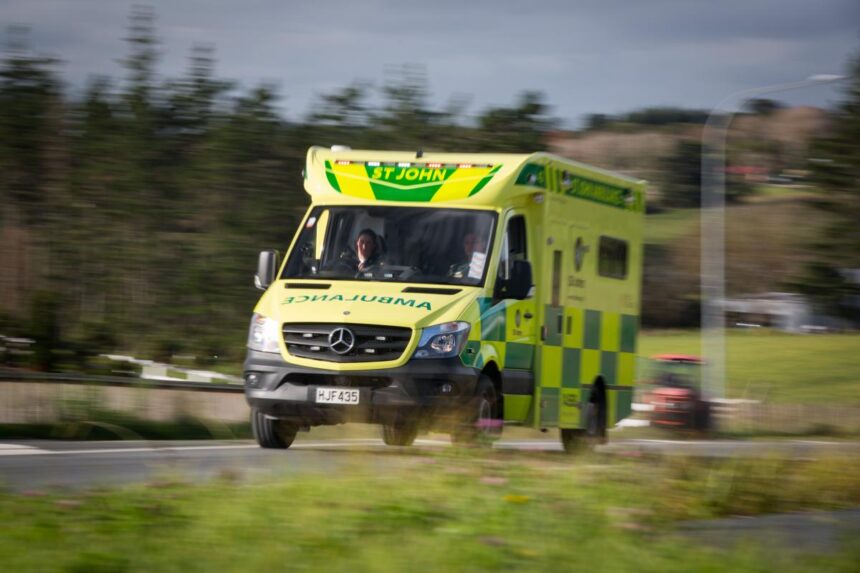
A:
643;354;711;431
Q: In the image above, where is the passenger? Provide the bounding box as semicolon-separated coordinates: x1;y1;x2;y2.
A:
448;232;487;278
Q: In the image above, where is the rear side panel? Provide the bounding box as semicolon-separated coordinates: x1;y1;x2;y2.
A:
531;161;644;429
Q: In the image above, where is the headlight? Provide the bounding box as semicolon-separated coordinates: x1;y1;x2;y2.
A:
247;314;280;353
413;321;470;359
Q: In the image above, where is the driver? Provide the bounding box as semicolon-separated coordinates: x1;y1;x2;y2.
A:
448;232;487;278
354;228;383;272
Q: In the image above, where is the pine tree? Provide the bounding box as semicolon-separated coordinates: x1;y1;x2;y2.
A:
792;53;860;322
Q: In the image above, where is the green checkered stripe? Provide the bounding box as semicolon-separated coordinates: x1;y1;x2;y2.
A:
539;306;638;428
458;298;638;429
459;298;535;371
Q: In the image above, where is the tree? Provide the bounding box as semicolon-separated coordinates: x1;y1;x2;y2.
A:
660;139;753;209
308;81;371;128
476;91;553;152
659;140;702;208
584;113;610;131
743;98;784;116
792;53;860;322
0;27;61;218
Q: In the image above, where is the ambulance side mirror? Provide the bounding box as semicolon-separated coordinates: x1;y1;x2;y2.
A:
496;260;532;300
255;250;279;290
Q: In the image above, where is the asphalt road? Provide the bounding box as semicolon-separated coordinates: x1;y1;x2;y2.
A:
1;437;859;491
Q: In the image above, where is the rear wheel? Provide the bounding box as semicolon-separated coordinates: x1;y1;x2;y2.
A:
451;375;502;447
251;407;297;449
560;428;584;453
560;399;606;453
585;401;606;442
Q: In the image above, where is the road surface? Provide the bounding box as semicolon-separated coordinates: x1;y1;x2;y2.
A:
1;437;858;491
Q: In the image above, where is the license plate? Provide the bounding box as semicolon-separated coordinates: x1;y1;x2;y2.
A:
315;387;360;405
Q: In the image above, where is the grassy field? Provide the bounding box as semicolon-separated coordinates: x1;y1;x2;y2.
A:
1;449;858;572
645;208;700;244
644;187;825;246
745;184;818;202
639;331;860;405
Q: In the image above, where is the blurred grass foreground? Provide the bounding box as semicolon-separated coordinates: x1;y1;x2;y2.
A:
1;449;859;572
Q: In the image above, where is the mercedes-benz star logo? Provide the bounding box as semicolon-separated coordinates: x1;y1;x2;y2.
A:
328;327;355;355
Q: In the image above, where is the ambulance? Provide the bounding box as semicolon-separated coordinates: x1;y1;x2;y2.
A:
244;146;645;451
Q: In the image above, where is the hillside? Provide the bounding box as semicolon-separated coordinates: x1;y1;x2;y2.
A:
641;189;831;327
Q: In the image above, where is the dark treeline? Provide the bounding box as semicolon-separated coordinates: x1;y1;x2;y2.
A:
583;107;711;131
0;11;553;368
2;9;857;370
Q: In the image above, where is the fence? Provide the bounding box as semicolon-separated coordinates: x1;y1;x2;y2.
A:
0;371;248;426
709;398;860;435
3;372;858;437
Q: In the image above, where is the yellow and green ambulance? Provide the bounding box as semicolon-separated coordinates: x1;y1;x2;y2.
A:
244;146;645;450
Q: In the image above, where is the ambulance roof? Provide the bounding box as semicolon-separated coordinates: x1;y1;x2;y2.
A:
304;146;646;211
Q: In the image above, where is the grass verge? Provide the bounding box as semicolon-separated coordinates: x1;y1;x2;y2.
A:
1;450;858;572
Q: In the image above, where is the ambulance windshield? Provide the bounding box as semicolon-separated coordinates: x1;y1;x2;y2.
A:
283;206;497;286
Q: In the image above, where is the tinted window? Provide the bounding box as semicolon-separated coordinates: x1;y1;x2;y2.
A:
499;215;528;280
598;236;628;279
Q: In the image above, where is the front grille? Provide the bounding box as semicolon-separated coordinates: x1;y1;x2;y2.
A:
282;323;412;363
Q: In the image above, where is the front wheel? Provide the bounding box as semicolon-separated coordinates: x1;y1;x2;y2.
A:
451;376;502;447
251;408;297;449
382;418;419;446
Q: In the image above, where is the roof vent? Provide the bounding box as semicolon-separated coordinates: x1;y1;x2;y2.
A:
330;145;351;152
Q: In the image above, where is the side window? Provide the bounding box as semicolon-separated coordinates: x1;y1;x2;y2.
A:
284;209;328;277
598;236;628;279
499;215;528;280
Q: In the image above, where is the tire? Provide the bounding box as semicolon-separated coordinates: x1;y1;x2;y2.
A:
693;400;712;434
451;375;502;447
251;407;297;449
560;399;606;454
588;398;609;444
382;418;419;447
560;428;585;453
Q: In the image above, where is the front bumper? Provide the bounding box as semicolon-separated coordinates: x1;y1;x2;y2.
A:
243;349;481;426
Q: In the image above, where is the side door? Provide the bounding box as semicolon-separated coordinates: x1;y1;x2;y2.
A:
494;212;537;422
537;217;569;427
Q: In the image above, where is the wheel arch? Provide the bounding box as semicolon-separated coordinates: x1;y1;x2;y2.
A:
481;361;502;401
590;375;607;406
589;375;608;436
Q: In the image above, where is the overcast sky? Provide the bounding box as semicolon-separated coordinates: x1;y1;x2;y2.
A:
1;0;858;126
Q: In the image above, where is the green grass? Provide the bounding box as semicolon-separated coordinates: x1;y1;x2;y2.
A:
639;331;860;405
1;451;858;572
645;189;823;246
746;184;818;202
